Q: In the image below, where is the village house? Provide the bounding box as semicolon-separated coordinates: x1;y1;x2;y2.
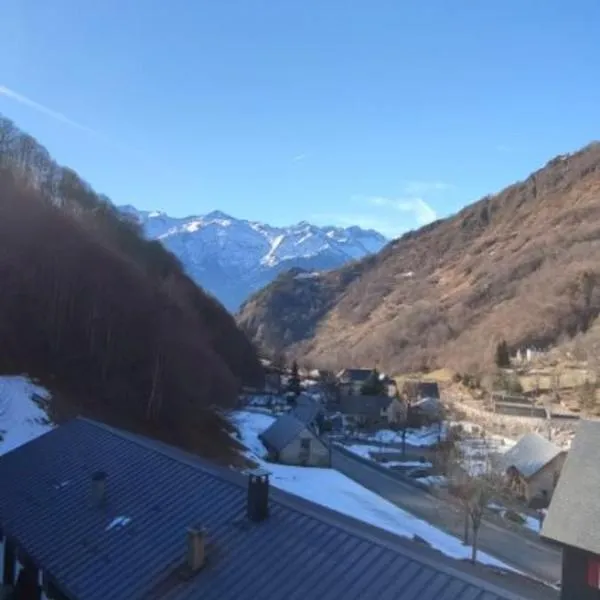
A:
337;368;397;398
542;420;600;600
402;380;441;403
336;368;374;396
500;432;566;507
339;394;406;428
0;419;545;600
259;397;329;466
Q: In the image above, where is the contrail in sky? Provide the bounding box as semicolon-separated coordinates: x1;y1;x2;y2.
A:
0;85;103;138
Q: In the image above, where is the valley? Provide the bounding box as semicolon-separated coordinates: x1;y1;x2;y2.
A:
121;206;386;311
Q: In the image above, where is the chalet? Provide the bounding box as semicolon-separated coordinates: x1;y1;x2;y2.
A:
542;421;600;600
500;433;566;507
402;380;441;403
259;398;328;466
0;418;542;600
336;368;374;396
339;394;405;428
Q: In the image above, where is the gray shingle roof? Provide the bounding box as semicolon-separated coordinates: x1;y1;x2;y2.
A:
541;420;599;554
0;418;534;600
292;395;322;425
419;382;441;399
259;413;308;452
339;394;392;417
259;396;322;452
403;381;441;400
337;368;373;383
500;433;564;479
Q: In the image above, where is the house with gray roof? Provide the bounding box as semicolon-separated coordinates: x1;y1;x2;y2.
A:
336;368;375;396
259;397;328;466
339;394;403;428
0;418;545;600
542;420;600;600
402;380;441;402
500;433;566;506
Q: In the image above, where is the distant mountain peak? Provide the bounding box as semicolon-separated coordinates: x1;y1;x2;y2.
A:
119;206;387;311
204;209;235;221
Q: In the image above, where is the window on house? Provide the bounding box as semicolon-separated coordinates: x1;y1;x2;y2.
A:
587;556;600;589
300;438;311;450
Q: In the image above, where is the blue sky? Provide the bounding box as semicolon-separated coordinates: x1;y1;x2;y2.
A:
1;1;599;238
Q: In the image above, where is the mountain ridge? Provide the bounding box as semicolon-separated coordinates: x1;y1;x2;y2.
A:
121;206;387;310
237;141;600;373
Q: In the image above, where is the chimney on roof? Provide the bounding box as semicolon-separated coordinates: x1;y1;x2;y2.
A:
246;468;270;522
186;525;206;572
91;471;107;506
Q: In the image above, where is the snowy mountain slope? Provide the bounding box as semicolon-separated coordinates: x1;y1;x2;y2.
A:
120;206;387;311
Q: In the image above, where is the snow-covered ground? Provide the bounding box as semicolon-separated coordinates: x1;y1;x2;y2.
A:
342;444;432;469
488;503;543;533
0;376;52;455
354;425;444;447
230;410;517;571
454;422;516;477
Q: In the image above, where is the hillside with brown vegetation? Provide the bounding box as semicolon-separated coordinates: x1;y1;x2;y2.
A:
0;115;263;463
238;142;600;374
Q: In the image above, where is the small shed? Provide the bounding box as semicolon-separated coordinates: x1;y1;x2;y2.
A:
500;433;566;505
403;380;441;403
542;420;600;600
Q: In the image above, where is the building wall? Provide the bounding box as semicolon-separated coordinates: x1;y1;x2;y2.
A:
339;382;364;396
279;428;329;467
386;398;407;424
527;453;567;502
0;533;50;600
561;546;600;600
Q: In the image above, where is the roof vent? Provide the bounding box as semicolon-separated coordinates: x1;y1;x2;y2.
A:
187;525;206;572
91;471;107;507
244;468;270;522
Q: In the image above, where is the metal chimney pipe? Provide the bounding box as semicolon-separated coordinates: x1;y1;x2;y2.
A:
91;471;107;506
187;525;206;572
245;468;270;522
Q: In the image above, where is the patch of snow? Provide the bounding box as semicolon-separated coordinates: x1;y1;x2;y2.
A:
231;411;517;572
488;503;543;533
418;475;448;487
230;411;275;460
359;426;442;447
53;480;71;490
0;376;52;455
106;516;132;531
384;461;433;469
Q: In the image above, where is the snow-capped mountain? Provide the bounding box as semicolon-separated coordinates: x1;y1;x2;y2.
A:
120;206;387;311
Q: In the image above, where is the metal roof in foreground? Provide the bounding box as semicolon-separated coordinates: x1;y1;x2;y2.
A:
0;418;537;600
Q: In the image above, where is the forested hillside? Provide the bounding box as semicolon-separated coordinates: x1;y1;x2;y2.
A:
238;142;600;374
0;115;263;462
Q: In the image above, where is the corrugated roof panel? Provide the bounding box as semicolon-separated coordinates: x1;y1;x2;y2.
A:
0;419;534;600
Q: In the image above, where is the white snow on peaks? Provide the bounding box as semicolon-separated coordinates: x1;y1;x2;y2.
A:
120;206;387;310
125;207;386;270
